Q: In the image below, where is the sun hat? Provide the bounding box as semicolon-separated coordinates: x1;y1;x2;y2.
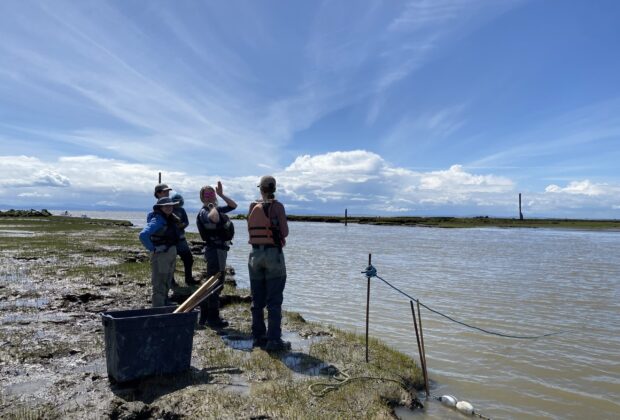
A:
153;197;178;210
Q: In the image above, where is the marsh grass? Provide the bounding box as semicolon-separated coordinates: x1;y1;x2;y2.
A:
0;216;423;418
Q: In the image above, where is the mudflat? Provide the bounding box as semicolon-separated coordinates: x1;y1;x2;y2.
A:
0;215;423;418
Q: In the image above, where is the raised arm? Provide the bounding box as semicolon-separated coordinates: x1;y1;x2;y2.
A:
216;181;237;209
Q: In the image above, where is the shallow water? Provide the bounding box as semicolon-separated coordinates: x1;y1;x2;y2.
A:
70;211;620;419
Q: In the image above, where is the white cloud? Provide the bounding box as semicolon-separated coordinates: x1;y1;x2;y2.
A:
18;192;51;198
1;151;618;217
545;180;606;196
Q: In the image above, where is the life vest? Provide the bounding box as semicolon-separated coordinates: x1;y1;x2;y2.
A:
150;212;179;247
197;208;235;245
248;201;280;246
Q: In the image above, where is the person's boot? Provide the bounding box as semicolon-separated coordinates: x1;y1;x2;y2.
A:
206;308;228;329
264;339;291;352
185;276;200;286
252;336;267;348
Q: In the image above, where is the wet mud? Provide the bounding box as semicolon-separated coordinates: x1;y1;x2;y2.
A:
0;250;338;419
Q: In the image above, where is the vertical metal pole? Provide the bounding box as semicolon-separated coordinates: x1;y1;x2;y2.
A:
365;253;371;363
410;300;429;397
345;208;348;226
519;193;523;220
417;300;430;397
158;172;162;184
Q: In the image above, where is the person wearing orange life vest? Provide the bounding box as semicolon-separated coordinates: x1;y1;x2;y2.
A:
248;175;290;352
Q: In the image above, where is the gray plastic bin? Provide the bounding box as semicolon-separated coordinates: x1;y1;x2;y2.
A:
101;306;197;383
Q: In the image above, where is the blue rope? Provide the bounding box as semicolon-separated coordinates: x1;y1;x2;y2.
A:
362;264;563;340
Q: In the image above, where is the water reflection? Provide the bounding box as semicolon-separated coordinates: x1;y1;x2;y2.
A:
71;212;620;419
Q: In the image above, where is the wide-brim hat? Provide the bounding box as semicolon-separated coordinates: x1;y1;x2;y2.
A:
153;197;179;210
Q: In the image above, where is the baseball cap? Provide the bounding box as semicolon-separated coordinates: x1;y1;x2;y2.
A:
154;183;172;197
258;175;276;190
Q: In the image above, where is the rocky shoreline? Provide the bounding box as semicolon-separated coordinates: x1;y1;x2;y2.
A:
0;215;423;418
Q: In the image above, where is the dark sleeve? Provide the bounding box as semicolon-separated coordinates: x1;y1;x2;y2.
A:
218;205;234;214
196;210;209;242
180;208;189;226
274;202;288;239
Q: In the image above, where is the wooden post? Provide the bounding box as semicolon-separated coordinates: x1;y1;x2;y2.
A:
345;208;348;226
519;193;523;220
410;300;429;397
417;300;430;397
365;253;371;363
158;172;162;184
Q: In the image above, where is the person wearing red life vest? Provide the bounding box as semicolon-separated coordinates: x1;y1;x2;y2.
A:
247;175;290;352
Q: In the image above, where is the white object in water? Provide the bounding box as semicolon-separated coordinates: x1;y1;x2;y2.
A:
456;400;474;415
439;395;457;407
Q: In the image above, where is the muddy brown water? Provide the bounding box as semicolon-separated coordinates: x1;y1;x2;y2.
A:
97;210;620;420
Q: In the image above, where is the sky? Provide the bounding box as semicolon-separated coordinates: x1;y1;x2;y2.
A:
1;0;619;218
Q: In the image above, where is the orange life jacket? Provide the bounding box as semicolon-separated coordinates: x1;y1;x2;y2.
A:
247;201;278;245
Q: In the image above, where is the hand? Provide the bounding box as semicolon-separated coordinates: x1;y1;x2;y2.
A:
216;181;223;196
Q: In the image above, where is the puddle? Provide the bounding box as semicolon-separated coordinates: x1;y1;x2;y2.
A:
282;352;330;376
0;265;32;284
0;311;75;325
88;257;119;267
75;358;108;375
3;378;53;396
0;229;36;237
0;298;49;309
222;335;254;351
220;373;251;396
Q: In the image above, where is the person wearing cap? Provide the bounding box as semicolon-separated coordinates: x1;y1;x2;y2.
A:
247;175;290;352
154;183;172;200
170;193;198;286
139;197;180;307
196;181;237;328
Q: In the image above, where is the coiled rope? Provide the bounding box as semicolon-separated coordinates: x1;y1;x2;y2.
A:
308;366;412;398
362;265;564;340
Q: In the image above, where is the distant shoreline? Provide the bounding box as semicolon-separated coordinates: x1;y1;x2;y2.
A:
2;209;619;230
236;214;620;230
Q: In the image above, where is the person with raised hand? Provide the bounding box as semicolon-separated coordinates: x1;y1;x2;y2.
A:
196;181;237;328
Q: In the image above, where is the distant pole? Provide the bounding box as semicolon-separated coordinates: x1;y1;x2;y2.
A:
519;193;524;220
158;172;162;184
345;208;348;226
365;253;371;363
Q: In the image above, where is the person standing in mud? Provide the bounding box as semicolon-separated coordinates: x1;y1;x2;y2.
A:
170;193;198;286
247;175;290;352
196;181;237;328
139;197;180;307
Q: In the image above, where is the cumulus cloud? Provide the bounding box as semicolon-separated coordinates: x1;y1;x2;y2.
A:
545;180;606;196
1;151;618;217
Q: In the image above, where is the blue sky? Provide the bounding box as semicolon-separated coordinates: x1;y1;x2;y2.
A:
1;0;619;217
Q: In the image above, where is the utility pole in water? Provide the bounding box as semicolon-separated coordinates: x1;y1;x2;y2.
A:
519;193;524;220
158;172;162;184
